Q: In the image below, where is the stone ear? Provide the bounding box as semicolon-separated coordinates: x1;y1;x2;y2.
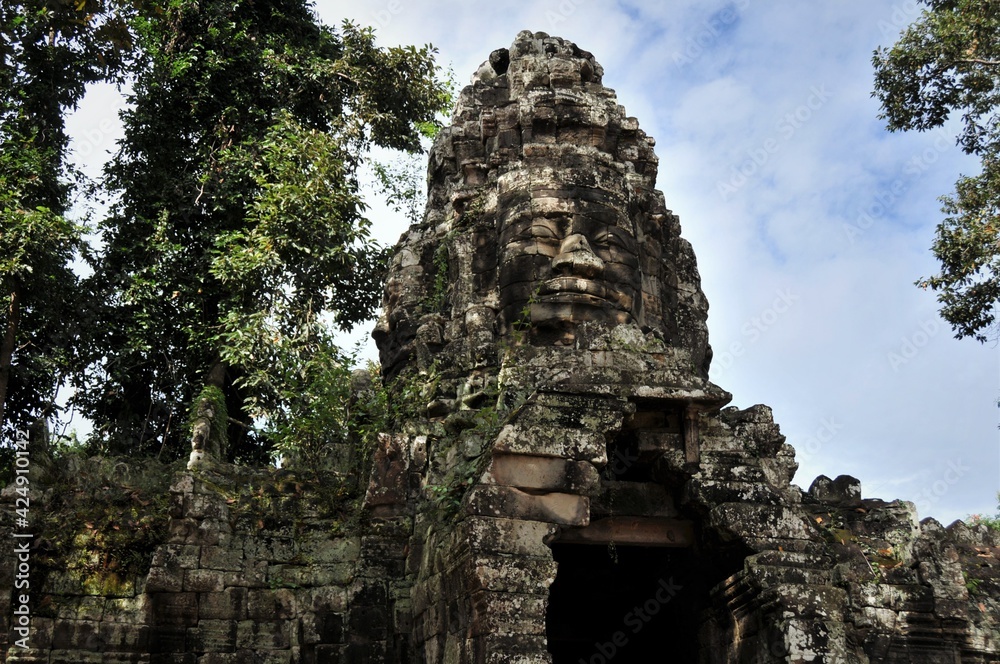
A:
490;48;510;75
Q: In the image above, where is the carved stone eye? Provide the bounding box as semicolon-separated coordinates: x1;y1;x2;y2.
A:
528;220;560;241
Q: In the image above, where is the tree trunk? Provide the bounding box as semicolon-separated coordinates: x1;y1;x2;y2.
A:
0;278;22;427
206;359;226;389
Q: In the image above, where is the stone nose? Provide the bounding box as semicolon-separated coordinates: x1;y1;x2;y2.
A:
551;233;604;278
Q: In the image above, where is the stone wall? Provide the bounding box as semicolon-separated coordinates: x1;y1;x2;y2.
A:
0;460;411;663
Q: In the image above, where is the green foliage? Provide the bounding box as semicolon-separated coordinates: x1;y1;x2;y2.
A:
187;383;227;450
966;491;1000;530
235;326;355;466
873;1;1000;341
191;464;362;538
369;68;454;228
429;239;452;314
74;0;452;458
0;0;137;438
372;154;426;226
34;453;178;595
966;571;983;594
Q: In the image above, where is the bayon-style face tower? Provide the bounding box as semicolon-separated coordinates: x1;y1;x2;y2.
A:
373;31;721;406
366;31;1000;664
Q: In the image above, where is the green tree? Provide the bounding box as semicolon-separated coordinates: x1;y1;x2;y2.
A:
873;0;1000;342
76;0;449;460
0;0;133;440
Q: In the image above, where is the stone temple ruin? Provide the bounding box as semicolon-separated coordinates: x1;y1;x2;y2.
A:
2;30;1000;663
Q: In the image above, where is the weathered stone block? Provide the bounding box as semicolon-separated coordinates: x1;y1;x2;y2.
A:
5;650;50;664
49;650;103;664
463;516;558;556
305;537;361;564
167;518;202;544
301;610;344;645
492;424;607;463
184;569;225;593
199;546;243;571
306;586;348;614
102;654;152;664
150;592;199;627
467;554;556;596
469;591;547;637
148;625;188;657
184;493;228;520
475;633;550;664
709;503;815;542
480;454;599;495
185;619;237;653
268;562;353;587
104;596;150;623
51;618;100;649
23;616;54;649
223;560;267;588
99;621;150;650
241;536;295;562
591;480;678;517
686;478;784;505
246;588;296;620
558;515;694;546
808;474;863;508
235;620;291;650
465;485;589;525
199;587;248;621
152;544;203;570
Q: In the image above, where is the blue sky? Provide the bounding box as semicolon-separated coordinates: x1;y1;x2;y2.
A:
66;0;999;524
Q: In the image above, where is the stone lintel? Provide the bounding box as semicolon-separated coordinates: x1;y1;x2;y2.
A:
492;424;606;463
556;516;694;547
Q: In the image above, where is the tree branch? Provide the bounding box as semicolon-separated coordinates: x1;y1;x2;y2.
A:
955;57;1000;67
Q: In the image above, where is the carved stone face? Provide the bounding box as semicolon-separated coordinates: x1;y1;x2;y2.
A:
498;188;641;340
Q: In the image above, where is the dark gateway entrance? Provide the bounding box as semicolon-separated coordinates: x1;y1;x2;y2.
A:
546;543;707;663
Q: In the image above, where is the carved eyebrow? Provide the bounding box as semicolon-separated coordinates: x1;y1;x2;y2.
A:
591;226;633;247
528;219;561;239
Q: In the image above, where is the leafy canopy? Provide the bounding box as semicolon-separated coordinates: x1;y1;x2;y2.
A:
873;0;1000;341
73;0;450;460
0;0;135;440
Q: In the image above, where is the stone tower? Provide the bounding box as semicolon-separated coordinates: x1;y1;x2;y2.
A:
368;30;1000;663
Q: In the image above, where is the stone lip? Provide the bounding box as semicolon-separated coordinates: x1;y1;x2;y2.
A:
500;343;730;405
498;322;728;406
